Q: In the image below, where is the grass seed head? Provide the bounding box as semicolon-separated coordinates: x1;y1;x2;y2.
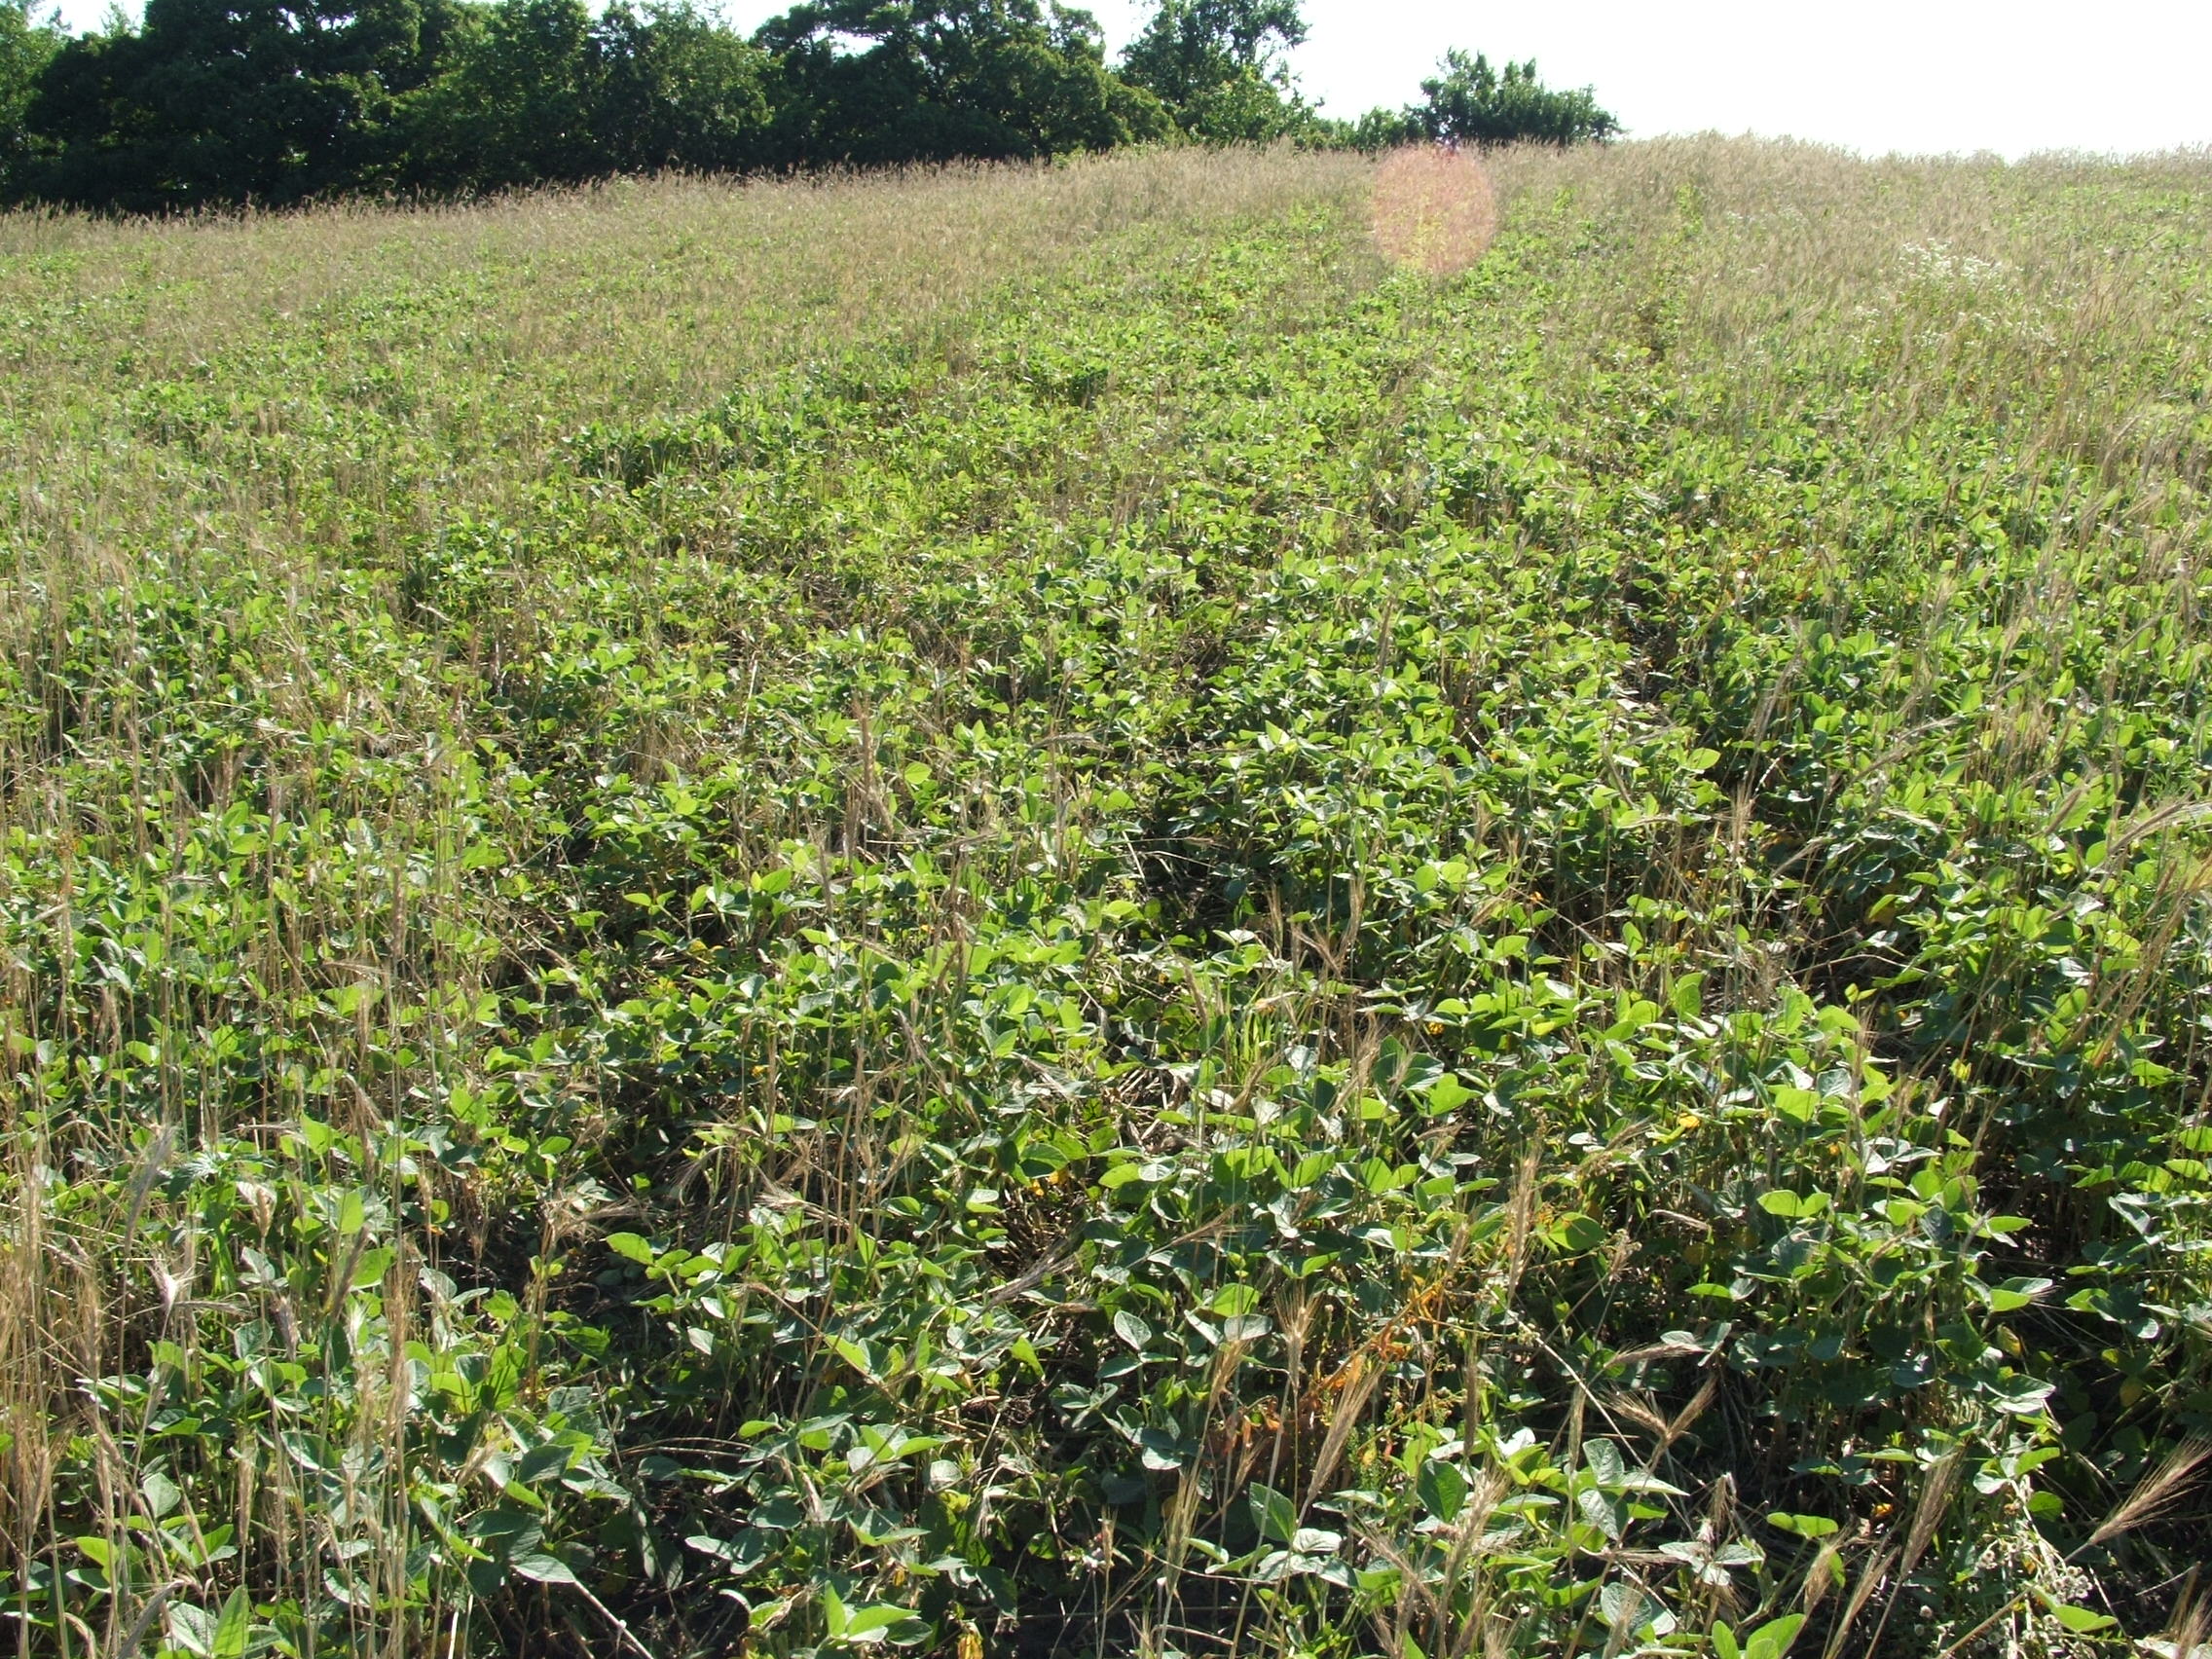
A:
1371;145;1499;276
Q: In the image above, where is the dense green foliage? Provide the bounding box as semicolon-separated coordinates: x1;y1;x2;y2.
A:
23;0;456;210
0;0;1613;209
20;0;781;208
1336;53;1619;154
0;0;59;195
1407;51;1618;148
398;0;774;194
754;0;1166;166
1119;0;1310;143
6;142;2212;1658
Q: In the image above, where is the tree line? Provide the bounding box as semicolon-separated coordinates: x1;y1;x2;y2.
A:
0;0;1616;212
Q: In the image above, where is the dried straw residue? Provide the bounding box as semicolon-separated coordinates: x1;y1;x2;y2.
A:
1370;146;1498;276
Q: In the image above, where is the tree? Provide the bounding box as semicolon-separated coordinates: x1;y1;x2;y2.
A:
23;0;456;209
755;0;1166;167
592;3;772;174
401;0;600;189
397;0;770;191
0;0;61;197
1409;50;1616;147
1336;103;1416;151
1118;0;1309;142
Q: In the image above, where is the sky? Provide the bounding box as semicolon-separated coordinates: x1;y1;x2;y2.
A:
1288;0;2212;157
44;0;2212;160
1152;0;2212;158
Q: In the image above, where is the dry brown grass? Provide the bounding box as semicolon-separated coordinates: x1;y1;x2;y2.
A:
1370;145;1498;276
7;137;2212;1658
0;148;1370;595
0;148;1377;1658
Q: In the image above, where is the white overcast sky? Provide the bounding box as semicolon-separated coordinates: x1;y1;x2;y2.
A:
46;0;2212;159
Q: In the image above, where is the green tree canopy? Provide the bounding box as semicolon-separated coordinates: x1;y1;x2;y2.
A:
593;2;772;172
756;0;1166;166
0;0;61;192
1410;49;1617;147
25;0;455;209
399;0;769;192
403;0;600;188
1118;0;1309;141
0;0;1624;208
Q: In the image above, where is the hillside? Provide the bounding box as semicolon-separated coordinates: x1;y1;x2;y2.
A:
3;142;2211;1658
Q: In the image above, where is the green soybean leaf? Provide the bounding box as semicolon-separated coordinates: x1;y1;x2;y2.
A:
1744;1612;1807;1659
1249;1481;1296;1546
1417;1457;1467;1524
508;1551;578;1585
2049;1604;2116;1634
211;1587;252;1659
1767;1512;1840;1537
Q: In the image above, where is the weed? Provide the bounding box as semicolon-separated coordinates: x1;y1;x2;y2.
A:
2;141;2210;1657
